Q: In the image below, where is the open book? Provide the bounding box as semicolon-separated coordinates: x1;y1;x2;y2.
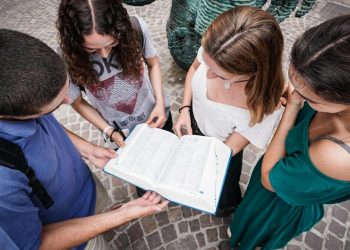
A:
104;123;231;214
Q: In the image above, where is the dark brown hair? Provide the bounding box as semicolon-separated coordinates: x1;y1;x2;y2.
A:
291;15;350;105
57;0;143;86
0;29;66;116
202;6;284;125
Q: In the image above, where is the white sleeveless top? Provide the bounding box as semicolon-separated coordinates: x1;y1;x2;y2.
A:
192;47;282;149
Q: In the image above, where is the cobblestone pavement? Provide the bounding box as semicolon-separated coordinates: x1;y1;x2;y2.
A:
1;0;350;249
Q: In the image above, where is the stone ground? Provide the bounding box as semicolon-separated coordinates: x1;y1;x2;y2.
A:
1;0;350;249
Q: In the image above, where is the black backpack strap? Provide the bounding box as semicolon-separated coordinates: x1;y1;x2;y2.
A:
130;16;145;51
0;137;54;209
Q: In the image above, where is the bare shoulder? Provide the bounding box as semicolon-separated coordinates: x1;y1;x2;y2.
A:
309;139;350;181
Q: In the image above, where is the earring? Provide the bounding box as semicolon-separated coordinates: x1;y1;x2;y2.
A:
224;81;231;90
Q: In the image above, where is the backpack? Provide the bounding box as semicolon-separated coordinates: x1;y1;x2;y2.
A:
0;137;54;209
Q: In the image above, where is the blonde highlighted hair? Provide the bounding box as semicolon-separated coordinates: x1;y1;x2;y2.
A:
202;6;284;125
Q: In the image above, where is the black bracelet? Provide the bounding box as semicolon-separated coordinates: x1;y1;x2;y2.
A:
178;105;191;113
109;129;118;142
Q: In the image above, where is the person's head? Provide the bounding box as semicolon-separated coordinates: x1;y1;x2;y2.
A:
57;0;143;86
202;6;284;125
290;15;350;114
0;29;69;120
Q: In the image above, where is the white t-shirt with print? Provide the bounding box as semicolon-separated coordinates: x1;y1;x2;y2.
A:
192;47;282;149
69;16;170;132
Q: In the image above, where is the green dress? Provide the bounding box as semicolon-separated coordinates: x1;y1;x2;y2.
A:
230;104;350;249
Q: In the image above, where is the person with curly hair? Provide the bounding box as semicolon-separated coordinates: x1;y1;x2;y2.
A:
57;0;172;151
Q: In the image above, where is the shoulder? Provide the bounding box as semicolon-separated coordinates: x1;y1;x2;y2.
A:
309;139;350;181
133;15;149;34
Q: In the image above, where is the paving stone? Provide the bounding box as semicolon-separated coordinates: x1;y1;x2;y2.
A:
314;220;327;234
103;229;117;243
332;206;349;223
168;207;182;222
127;222;144;243
178;221;188;233
206;228;218;242
179;235;198;250
199;214;212;228
165;241;181;250
146;231;162;249
219;226;230;240
155;211;170;227
181;206;192;218
325;234;343;250
329;219;346;238
218;240;231;250
114;232;131;249
345;240;350;250
141;216;158;235
196;232;206;247
211;216;223;226
112;186;128;201
161;224;177;244
192;209;202;216
286;245;302;250
132;238;149;250
305;231;324;250
189;219;200;232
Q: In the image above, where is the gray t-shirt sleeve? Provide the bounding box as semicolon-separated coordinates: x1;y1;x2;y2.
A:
68;77;81;104
136;16;157;59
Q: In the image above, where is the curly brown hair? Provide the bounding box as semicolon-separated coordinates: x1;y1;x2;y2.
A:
57;0;143;86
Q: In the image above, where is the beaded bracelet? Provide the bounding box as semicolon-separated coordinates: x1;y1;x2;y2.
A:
178;105;191;113
102;125;114;142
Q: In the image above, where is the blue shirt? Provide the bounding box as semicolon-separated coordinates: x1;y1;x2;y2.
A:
0;115;96;250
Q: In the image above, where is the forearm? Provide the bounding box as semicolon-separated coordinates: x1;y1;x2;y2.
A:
64;128;93;159
225;132;250;156
72;97;112;136
40;210;129;250
147;58;165;106
181;64;196;107
261;105;299;190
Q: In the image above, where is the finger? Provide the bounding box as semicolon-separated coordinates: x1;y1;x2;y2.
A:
173;124;182;137
147;191;157;201
185;123;193;135
114;133;125;147
102;148;117;158
142;191;151;199
155;200;169;211
146;114;155;125
151;194;162;204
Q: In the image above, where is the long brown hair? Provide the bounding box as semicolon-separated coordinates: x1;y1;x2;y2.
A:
57;0;143;86
202;6;284;125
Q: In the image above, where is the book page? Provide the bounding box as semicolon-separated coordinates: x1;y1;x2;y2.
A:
156;136;231;214
112;124;179;186
157;135;211;194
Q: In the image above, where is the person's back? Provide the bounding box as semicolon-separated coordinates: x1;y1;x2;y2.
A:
0;29;95;249
0;29;168;250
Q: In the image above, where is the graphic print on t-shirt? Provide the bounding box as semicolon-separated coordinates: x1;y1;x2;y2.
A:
87;71;144;115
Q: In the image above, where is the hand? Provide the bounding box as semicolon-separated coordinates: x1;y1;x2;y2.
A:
286;83;304;110
173;109;192;137
110;131;125;148
120;191;169;221
146;104;166;128
86;144;116;168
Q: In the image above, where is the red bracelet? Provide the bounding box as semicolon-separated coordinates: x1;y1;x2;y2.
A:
178;105;191;113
